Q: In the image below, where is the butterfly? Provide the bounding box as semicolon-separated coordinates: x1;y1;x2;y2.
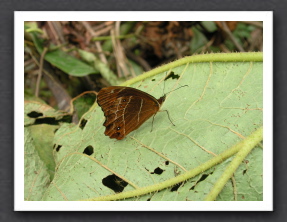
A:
97;86;167;140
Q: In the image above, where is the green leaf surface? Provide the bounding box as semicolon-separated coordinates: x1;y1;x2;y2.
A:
29;124;59;180
41;52;263;201
24;127;51;201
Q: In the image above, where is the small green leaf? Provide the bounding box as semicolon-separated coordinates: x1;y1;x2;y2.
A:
27;31;97;76
201;21;217;32
190;26;208;53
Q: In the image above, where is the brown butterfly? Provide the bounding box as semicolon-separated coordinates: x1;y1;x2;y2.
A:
97;86;169;140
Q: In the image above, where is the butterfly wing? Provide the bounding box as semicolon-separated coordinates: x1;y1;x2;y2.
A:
97;86;162;140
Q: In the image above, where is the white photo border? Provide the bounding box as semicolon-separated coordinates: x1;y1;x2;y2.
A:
15;11;273;211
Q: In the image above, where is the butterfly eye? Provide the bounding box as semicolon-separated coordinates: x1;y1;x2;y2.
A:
117;127;121;130
123;99;126;102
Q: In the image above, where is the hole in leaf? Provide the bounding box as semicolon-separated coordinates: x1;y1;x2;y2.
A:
27;111;43;118
189;173;213;191
164;71;179;81
34;117;58;125
79;119;87;130
151;167;164;175
198;174;209;182
171;182;184;192
165;161;169;165
102;174;128;193
190;185;195;190
55;145;62;152
83;146;94;156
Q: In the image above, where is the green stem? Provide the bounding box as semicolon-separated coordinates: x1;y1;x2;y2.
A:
122;52;263;86
204;126;263;201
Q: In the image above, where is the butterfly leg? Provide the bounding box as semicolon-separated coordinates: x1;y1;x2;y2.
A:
150;113;157;132
162;110;175;126
150;110;175;132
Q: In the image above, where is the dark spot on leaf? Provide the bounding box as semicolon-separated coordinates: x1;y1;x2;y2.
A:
151;167;164;175
189;173;213;190
54;128;58;134
33;115;71;125
241;195;245;199
102;174;128;193
79;119;87;129
165;161;169;165
83;146;94;156
55;145;62;152
171;182;184;192
243;169;247;175
190;185;195;190
27;111;43;118
34;117;58;125
164;71;179;81
151;79;155;81
147;198;151;201
198;174;209;182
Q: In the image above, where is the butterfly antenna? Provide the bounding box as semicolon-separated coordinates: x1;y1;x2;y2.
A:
165;85;188;96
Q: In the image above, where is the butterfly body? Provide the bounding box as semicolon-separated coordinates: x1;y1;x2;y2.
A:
97;86;165;140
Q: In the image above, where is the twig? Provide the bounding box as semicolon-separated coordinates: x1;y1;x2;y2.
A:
35;47;48;97
30;50;71;111
221;21;245;52
47;21;61;45
125;49;151;71
113;21;132;78
82;21;108;64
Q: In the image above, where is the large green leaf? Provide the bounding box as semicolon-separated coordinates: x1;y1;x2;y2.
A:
40;52;263;201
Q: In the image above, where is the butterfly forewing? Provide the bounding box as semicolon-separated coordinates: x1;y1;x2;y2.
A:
97;86;164;140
